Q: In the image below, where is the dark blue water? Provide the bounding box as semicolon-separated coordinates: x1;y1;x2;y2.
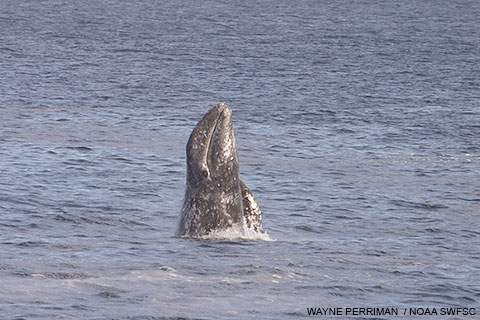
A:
1;1;479;319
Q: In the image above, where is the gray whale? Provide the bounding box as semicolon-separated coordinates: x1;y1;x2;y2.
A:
177;103;262;237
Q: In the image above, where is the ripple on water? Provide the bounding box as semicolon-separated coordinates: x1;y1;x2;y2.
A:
12;271;97;280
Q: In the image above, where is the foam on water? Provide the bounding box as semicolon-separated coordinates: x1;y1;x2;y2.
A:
198;223;274;242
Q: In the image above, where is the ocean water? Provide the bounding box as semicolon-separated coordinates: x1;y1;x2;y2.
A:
1;0;479;319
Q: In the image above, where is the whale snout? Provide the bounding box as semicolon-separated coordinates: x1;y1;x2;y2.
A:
209;102;232;121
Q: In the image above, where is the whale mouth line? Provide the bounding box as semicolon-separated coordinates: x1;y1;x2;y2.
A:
208;112;222;153
203;106;229;172
203;112;222;173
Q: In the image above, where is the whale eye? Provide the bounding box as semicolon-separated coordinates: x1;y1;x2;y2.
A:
201;169;209;178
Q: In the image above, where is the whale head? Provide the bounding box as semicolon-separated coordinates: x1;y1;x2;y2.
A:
178;103;244;236
186;103;239;187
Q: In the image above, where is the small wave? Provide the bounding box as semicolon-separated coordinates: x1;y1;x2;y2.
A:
196;224;274;242
111;48;150;53
13;271;95;279
65;146;93;152
0;264;14;271
458;197;480;202
15;241;47;248
54;214;114;226
391;199;448;210
295;225;322;234
0;47;15;52
97;291;122;299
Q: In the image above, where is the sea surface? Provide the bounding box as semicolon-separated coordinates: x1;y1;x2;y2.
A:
1;0;479;319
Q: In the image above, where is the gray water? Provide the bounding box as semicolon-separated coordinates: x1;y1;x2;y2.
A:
1;0;479;319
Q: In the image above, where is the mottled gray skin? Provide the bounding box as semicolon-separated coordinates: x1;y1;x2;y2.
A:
177;103;262;237
240;180;262;232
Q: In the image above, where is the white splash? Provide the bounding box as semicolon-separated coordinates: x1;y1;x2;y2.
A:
199;223;274;242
